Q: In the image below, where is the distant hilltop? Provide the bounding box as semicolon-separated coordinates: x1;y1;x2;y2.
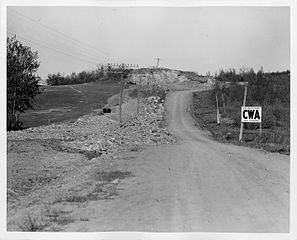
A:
130;68;215;85
39;67;216;86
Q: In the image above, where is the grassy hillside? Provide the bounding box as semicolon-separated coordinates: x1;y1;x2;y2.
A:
20;80;123;128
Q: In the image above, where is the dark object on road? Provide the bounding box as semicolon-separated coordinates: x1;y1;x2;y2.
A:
103;108;111;113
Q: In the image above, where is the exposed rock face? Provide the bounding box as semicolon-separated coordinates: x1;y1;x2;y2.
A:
129;68;214;86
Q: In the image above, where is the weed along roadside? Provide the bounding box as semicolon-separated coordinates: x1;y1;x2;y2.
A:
190;70;290;155
6;70;182;231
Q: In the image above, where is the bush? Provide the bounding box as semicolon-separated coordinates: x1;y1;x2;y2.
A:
262;106;276;128
228;104;242;127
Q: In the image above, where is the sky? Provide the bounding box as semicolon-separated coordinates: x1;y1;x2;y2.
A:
7;6;290;80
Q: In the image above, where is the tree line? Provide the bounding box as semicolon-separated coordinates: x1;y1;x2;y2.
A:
46;65;132;86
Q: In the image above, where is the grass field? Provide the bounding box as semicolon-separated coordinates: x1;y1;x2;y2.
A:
20;80;123;128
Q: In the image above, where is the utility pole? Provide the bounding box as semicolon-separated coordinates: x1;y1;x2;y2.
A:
216;92;220;125
239;82;248;141
137;75;141;116
119;74;123;125
155;58;160;68
116;63;138;125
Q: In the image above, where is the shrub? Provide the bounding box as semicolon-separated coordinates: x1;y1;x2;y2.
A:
19;214;48;232
262;106;276;128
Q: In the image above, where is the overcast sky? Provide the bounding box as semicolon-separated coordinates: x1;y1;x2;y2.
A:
7;6;290;79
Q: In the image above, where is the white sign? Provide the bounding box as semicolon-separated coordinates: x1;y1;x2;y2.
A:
241;106;262;123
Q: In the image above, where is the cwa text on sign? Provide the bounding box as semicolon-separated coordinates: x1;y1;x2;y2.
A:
241;106;262;123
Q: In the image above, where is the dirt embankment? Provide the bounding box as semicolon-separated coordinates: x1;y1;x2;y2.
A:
7;92;175;231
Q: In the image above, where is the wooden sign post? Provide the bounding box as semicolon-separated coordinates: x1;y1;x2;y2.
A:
241;106;262;140
239;82;248;141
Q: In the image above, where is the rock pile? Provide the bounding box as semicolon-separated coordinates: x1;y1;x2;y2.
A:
7;95;176;160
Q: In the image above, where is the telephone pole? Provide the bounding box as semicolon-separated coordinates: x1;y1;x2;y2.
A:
114;63;139;125
137;75;141;116
155;58;160;68
119;74;124;125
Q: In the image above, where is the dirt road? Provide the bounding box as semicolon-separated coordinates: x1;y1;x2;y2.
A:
66;89;289;232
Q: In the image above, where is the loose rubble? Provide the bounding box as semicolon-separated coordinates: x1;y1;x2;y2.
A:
7;95;176;159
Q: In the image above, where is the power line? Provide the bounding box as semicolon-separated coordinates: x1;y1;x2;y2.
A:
8;18;107;64
7;31;100;66
7;8;114;62
7;8;112;60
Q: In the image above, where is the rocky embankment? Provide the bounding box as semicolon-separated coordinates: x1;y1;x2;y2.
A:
8;96;174;156
7;92;177;231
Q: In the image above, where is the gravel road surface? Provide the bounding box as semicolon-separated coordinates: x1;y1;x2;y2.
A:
66;89;289;232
